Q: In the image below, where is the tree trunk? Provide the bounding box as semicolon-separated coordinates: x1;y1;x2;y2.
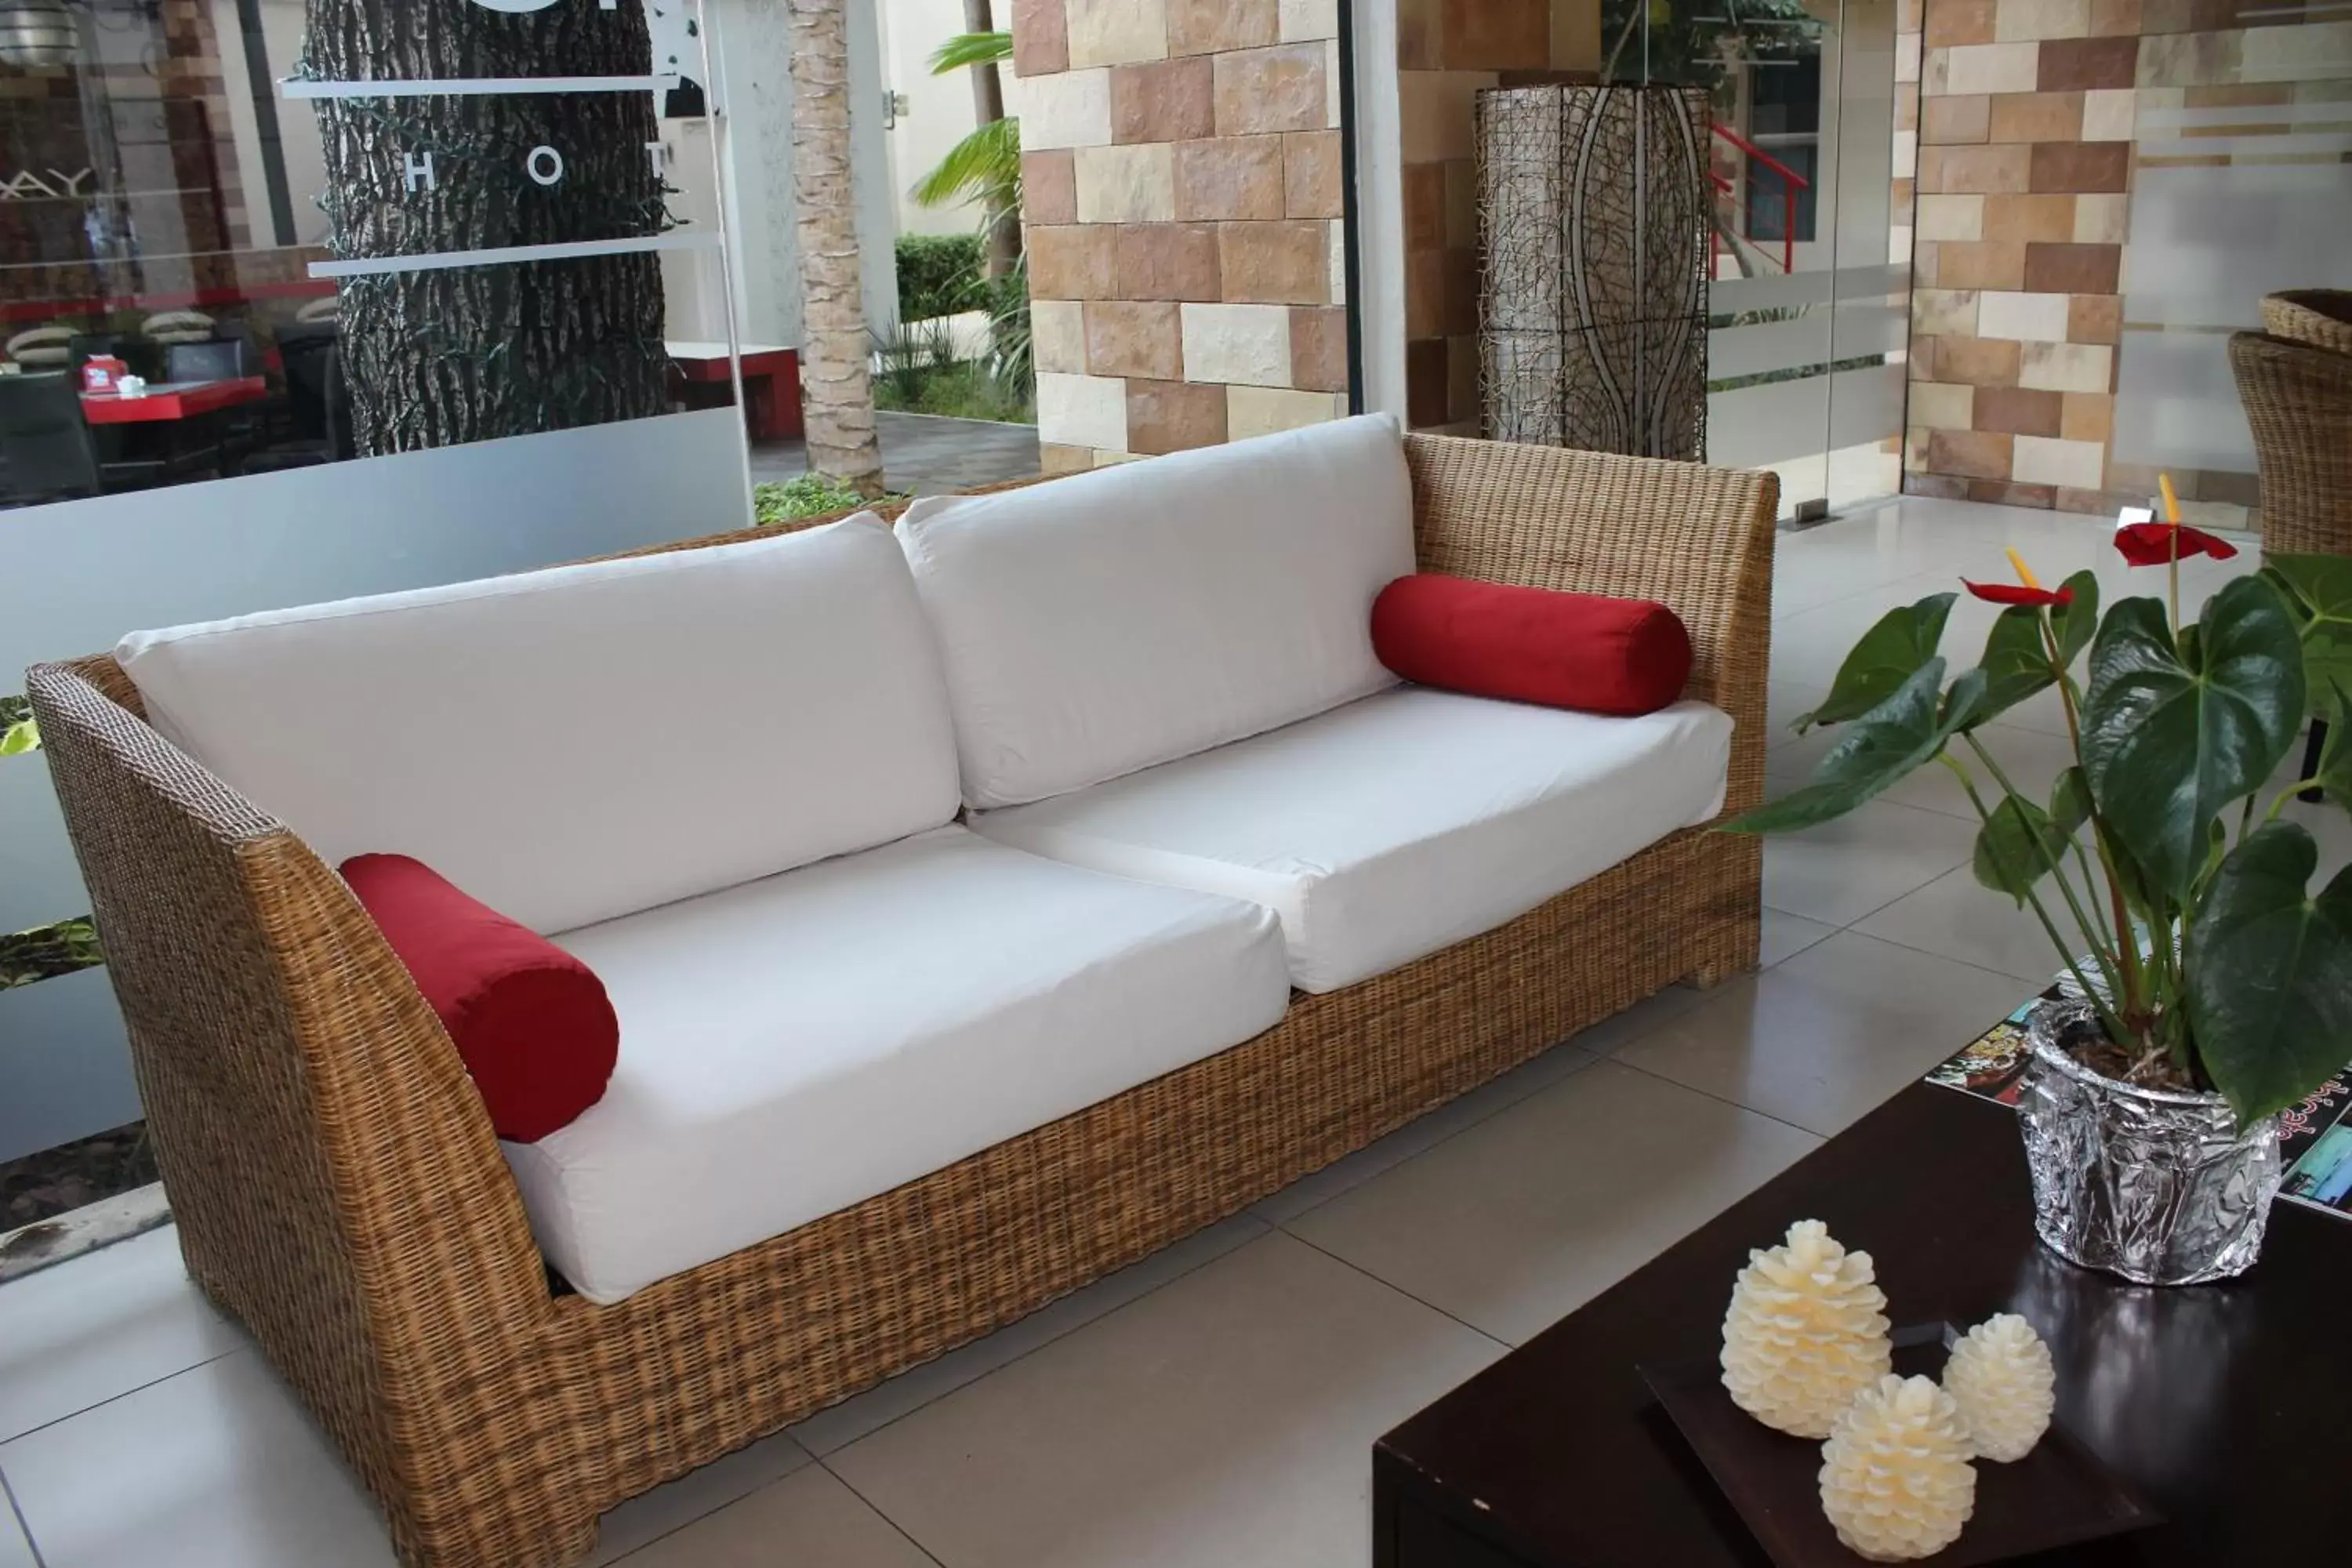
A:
301;0;668;456
963;0;1020;279
788;0;884;495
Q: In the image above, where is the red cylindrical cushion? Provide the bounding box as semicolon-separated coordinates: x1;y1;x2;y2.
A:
1371;574;1694;717
341;853;619;1143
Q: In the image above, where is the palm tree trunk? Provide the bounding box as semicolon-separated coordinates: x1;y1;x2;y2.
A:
963;0;1021;278
788;0;885;496
302;0;668;456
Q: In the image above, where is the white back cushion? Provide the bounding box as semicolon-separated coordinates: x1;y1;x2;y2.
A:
895;413;1416;810
118;517;961;935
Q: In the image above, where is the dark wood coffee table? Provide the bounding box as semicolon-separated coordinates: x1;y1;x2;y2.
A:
1374;1083;2345;1566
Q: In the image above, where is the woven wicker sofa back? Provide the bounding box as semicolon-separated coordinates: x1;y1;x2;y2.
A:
27;434;1777;1568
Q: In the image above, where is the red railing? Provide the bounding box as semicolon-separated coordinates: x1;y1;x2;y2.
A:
1709;122;1810;274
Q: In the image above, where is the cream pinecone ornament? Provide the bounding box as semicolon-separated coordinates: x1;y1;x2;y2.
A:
1720;1220;1893;1439
1943;1313;2056;1462
1818;1374;1980;1562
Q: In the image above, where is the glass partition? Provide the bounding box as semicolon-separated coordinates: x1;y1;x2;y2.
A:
2110;15;2352;523
0;0;757;1169
1600;0;1911;519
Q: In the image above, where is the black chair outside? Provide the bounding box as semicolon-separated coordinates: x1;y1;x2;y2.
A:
163;338;251;384
247;338;355;471
0;373;104;502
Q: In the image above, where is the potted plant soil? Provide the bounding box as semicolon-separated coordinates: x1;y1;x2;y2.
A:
1728;512;2352;1284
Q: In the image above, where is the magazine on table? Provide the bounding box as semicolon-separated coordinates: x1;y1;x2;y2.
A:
1927;991;2352;1222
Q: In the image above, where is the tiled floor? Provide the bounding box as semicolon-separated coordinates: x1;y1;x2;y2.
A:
0;496;2302;1566
749;411;1040;498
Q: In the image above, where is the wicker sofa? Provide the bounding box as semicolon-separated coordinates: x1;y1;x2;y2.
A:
27;427;1776;1568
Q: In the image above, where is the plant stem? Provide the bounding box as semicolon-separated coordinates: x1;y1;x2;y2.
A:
2265;778;2323;822
1959;732;2123;1000
2038;616;2143;1021
1942;757;2132;1042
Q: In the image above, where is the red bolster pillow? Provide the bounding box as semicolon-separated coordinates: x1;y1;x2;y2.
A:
341;853;619;1143
1371;574;1693;717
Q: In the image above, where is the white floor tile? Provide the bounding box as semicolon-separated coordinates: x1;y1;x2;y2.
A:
1857;866;2086;985
1759;909;1839;968
1762;797;1980;927
0;1225;246;1443
1613;931;2031;1136
608;1463;935;1568
1;1351;396;1568
591;1430;813;1566
792;1214;1269;1456
1283;1059;1820;1344
0;1495;32;1568
1251;1044;1599;1225
826;1230;1501;1568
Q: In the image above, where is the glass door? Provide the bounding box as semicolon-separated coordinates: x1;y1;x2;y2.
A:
1601;0;1912;520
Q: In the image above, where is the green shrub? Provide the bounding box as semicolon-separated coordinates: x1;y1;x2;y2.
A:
895;233;985;321
753;474;898;525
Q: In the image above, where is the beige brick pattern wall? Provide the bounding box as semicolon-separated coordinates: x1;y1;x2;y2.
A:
1014;0;1350;470
1900;0;2313;523
1396;0;1601;433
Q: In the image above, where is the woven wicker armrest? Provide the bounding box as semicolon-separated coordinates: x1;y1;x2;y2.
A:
1400;434;1780;814
24;657;556;1544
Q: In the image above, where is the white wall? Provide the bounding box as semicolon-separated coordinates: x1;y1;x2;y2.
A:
878;0;989;238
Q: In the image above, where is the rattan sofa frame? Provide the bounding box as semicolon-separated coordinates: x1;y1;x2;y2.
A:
27;434;1776;1567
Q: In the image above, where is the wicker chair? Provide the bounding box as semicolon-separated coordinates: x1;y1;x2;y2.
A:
27;434;1777;1568
2262;289;2352;358
2230;331;2352;557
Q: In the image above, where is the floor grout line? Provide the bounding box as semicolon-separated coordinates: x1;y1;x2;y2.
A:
814;1456;952;1567
0;1465;45;1568
790;1214;1276;1463
0;1343;247;1452
1274;1225;1519;1350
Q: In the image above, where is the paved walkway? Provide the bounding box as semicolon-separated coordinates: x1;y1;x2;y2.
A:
750;411;1040;497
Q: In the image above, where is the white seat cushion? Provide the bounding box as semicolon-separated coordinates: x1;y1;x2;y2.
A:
967;688;1736;994
116;517;960;935
506;826;1290;1303
895;413;1415;809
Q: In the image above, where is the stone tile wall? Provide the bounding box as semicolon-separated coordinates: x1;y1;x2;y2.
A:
1899;0;2332;520
1396;0;1599;432
1014;0;1352;472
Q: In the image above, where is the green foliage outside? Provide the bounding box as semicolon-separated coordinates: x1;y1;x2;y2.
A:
1727;547;2352;1127
895;233;987;323
753;474;906;525
0;916;100;992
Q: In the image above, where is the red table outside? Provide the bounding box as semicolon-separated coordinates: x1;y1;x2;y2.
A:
667;341;802;442
81;376;269;425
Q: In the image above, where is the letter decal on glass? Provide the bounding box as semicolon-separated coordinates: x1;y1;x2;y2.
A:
526;146;566;187
404;151;437;192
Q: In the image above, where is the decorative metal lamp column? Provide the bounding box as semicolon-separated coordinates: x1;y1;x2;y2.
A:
1477;84;1712;461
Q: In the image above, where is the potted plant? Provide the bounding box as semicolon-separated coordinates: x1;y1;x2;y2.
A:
1726;510;2352;1284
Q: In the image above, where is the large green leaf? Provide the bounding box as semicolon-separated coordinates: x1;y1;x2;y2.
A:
2082;581;2304;901
1973;793;2071;906
1726;661;1975;834
1794;593;1955;733
0;718;36;758
2053;570;2100;670
2263;553;2352;721
1963;571;2099;730
2186;822;2352;1123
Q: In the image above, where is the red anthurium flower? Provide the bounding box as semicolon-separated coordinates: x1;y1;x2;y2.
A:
2113;521;2240;567
1964;579;2075;607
